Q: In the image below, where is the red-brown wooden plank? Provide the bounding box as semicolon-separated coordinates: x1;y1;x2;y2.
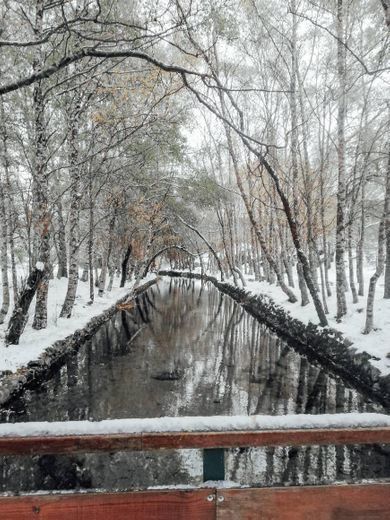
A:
141;427;390;450
0;489;215;520
1;427;389;456
2;484;390;520
0;433;142;455
216;483;390;519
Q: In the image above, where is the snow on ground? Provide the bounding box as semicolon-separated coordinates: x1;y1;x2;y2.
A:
0;413;389;437
242;267;390;377
0;273;156;375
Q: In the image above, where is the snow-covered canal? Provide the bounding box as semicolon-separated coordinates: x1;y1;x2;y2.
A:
0;278;389;492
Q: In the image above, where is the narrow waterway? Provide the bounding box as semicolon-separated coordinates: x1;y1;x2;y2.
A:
0;278;389;492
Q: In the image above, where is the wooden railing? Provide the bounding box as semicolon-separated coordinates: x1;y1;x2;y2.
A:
0;424;389;519
1;425;390;454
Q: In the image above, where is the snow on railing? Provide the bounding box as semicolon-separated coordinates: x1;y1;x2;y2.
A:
0;413;390;437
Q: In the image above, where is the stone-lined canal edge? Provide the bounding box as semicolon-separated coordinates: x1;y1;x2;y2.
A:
160;270;390;411
0;278;158;408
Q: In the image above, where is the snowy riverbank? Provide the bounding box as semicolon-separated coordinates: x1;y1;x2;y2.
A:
0;274;157;375
244;273;390;377
161;266;390;379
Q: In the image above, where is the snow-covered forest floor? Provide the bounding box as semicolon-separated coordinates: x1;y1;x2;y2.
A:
0;273;155;375
242;264;390;376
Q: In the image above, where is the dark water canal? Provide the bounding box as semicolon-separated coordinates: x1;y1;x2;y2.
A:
0;278;389;492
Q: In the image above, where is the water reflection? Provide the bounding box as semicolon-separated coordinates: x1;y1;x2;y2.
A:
0;278;389;492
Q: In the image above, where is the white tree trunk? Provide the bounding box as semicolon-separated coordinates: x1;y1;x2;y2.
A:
335;0;348;320
60;94;81;318
291;0;309;306
364;141;389;331
32;0;50;330
0;99;10;324
364;218;386;333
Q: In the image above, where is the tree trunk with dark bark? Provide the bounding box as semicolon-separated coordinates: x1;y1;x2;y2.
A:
98;207;117;296
55;201;68;279
120;244;132;287
5;267;44;345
